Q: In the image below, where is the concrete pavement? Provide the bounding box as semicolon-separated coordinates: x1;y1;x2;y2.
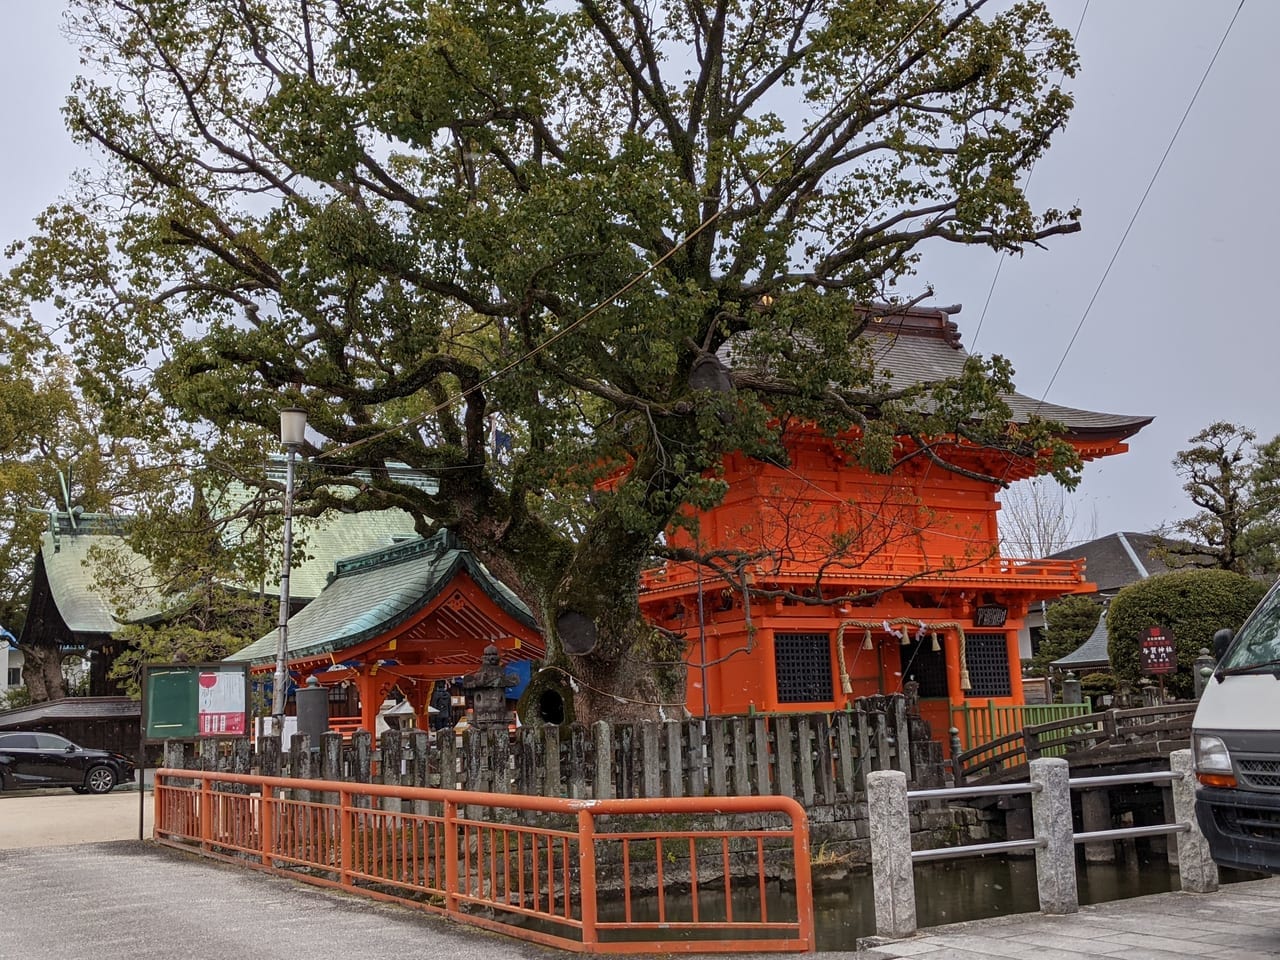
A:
0;841;559;960
852;877;1280;959
0;787;152;848
5;786;1280;957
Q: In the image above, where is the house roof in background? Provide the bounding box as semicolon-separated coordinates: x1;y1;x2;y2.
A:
35;515;164;635
212;459;434;602
1051;609;1111;671
0;696;138;730
1047;531;1187;595
276;510;421;601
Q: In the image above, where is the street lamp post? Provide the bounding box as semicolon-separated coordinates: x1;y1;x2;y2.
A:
271;407;307;738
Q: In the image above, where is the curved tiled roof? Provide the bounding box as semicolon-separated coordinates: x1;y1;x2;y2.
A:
227;529;538;667
721;305;1152;440
1052;608;1111;671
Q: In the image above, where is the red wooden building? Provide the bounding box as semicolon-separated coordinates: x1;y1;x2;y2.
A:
227;530;544;732
638;306;1150;743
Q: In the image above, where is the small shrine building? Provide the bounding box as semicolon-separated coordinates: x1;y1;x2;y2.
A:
638;306;1151;744
227;530;544;731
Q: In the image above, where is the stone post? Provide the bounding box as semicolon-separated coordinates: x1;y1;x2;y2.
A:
948;727;964;787
1194;649;1216;699
867;769;916;939
1030;757;1077;915
1171;748;1219;893
320;732;343;806
1080;789;1115;863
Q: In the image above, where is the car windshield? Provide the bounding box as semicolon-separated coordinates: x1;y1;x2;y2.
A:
1219;579;1280;673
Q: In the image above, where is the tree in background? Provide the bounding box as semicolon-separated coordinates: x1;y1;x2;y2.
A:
999;477;1097;558
1161;421;1280;576
0;315;134;700
1107;569;1266;700
6;0;1086;720
0;313;273;702
1030;593;1101;675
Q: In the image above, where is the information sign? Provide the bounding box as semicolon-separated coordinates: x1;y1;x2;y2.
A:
142;662;250;743
1139;626;1177;676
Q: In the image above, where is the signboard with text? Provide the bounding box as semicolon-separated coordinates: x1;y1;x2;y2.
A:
973;604;1009;628
142;662;250;743
1139;626;1177;676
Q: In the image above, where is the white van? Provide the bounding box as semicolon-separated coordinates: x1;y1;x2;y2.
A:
1193;578;1280;874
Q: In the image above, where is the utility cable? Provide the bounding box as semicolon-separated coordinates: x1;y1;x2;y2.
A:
970;0;1091;351
1037;0;1247;408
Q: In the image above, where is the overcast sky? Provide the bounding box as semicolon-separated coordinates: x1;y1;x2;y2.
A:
1;1;1275;549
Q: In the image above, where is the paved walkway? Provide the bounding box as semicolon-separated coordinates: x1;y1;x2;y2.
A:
850;878;1280;959
3;789;1280;958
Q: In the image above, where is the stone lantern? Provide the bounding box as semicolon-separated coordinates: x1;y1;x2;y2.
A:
461;644;518;729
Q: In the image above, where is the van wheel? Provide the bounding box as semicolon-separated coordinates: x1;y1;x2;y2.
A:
85;766;116;794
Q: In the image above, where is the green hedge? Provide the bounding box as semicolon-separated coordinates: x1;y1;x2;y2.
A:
1107;569;1267;699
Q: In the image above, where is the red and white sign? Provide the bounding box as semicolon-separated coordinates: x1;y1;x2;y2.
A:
198;670;247;735
1139;626;1177;676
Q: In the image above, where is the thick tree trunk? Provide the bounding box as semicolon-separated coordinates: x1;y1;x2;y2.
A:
570;644;686;723
19;642;68;702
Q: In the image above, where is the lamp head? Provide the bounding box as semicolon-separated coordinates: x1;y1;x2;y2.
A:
280;407;307;448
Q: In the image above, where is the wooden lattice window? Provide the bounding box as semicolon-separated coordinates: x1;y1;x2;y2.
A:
774;633;834;703
965;633;1012;698
901;638;949;698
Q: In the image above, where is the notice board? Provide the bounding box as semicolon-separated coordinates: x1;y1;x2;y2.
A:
142;662;250;743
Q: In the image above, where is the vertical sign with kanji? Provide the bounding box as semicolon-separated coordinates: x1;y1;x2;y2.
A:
1139;626;1177;675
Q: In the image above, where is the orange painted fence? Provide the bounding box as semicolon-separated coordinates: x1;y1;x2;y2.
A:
152;769;815;954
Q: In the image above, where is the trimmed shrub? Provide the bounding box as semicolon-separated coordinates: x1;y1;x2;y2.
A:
1107;569;1267;699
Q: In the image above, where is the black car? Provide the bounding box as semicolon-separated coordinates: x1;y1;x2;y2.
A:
0;732;135;794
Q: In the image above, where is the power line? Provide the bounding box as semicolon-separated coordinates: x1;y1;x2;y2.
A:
970;0;1091;352
1037;0;1247;408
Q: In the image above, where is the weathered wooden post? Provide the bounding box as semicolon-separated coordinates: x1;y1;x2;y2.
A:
1030;757;1077;914
1171;748;1219;893
380;730;402;813
593;720;614;800
351;729;373;808
867;769;916;939
666;720;686;798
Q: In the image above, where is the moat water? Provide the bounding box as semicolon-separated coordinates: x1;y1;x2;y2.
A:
599;841;1221;950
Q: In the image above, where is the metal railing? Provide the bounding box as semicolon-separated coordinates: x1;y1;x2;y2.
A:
865;749;1218;940
152;768;815;954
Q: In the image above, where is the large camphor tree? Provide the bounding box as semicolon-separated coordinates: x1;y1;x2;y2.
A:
7;0;1085;719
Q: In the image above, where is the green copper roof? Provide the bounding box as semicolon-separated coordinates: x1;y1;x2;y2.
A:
36;520;165;634
227;529;538;667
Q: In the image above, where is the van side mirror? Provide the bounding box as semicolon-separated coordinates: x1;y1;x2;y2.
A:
1213;628;1234;660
